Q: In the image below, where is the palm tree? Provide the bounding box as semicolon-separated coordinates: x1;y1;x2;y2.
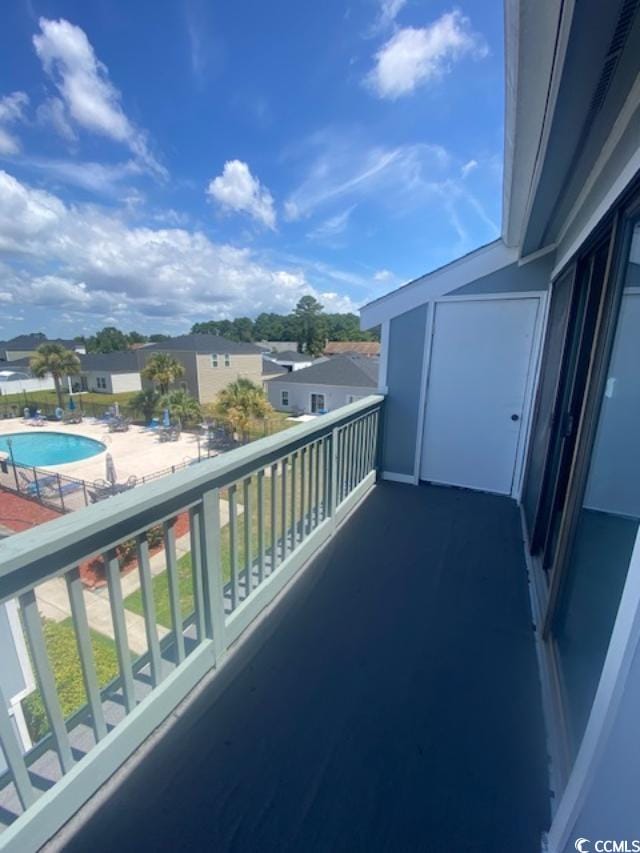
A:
161;389;201;427
130;388;161;423
214;378;273;440
141;353;185;394
30;343;81;410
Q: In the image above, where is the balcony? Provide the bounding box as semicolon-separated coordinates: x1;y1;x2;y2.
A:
0;397;549;852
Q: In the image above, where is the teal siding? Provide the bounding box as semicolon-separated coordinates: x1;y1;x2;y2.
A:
383;305;427;476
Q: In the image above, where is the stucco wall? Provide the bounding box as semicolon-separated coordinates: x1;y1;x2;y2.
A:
196;353;264;403
267;381;371;414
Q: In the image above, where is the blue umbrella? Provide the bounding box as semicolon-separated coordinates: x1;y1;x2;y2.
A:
68;396;76;411
162;408;170;427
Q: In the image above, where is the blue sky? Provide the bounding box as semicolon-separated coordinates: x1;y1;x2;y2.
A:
0;0;504;337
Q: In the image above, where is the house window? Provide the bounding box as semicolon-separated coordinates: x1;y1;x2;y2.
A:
281;390;289;407
96;376;107;390
211;354;218;368
224;354;230;367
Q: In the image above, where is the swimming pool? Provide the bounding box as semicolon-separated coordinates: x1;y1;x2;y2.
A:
0;432;106;467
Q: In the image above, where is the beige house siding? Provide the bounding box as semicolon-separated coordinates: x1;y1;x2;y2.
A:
137;350;199;396
195;353;264;403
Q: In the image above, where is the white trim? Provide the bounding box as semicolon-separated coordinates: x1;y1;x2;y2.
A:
360;240;518;329
381;470;415;485
412;302;434;485
519;507;566;817
546;525;640;852
435;289;546;303
512;291;548;501
517;0;575;247
518;243;557;267
377;320;390;392
9;698;32;752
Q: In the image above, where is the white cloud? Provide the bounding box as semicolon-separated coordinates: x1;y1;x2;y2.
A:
372;0;406;33
207;160;276;229
366;11;488;99
36;96;76;142
461;158;478;178
284;134;450;220
0;169;357;327
21;156;143;195
0;91;29;155
32;18;165;177
307;205;356;244
373;268;394;282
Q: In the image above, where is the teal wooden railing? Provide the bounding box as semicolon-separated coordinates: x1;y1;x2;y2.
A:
0;395;383;852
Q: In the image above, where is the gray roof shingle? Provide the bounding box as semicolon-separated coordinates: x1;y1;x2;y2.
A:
144;334;262;355
266;355;379;388
79;351;140;373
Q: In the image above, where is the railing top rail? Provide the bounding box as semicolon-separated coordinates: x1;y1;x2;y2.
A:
0;395;384;600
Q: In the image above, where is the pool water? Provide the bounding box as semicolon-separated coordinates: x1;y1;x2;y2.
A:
0;432;106;467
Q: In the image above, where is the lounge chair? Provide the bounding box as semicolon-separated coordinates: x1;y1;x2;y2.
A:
108;417;130;433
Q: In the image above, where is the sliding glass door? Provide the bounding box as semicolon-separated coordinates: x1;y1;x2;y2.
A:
550;222;640;752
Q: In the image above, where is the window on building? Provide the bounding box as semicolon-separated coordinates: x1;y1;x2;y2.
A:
96;376;107;390
224;354;230;367
281;390;289;407
211;354;218;368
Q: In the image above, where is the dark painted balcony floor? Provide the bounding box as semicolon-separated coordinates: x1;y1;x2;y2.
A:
64;482;550;853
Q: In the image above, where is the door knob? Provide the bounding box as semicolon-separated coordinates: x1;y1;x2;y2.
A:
511;414;520;421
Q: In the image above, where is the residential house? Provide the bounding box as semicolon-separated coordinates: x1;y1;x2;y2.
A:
323;340;380;357
261;356;286;384
75;352;142;394
0;359;55;396
266;355;378;414
268;350;317;372
137;334;264;403
0;336;86;362
255;340;299;353
2;2;640;851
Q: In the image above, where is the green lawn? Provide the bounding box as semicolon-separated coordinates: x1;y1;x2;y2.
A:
21;617;122;744
0;389;137;408
123;462;325;629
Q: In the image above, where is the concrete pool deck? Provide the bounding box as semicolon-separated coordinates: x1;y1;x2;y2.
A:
0;418;210;484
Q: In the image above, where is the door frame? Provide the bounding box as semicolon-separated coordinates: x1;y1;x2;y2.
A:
414;291;548;497
309;392;325;414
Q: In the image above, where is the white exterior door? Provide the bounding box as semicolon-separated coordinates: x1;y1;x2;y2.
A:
420;297;540;495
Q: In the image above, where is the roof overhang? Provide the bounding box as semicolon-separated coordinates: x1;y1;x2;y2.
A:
360;240;518;329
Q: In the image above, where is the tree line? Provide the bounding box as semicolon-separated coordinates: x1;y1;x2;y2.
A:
76;297;378;357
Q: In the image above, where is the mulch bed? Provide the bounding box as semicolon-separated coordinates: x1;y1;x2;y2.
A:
0;488;63;532
79;510;191;589
0;487;191;591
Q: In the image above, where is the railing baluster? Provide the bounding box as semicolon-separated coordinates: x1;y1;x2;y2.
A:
290;451;298;548
357;417;365;483
330;428;339;526
314;439;321;525
164;519;185;664
281;457;288;561
307;442;314;534
228;484;239;610
105;549;136;714
200;488;227;661
270;462;278;572
0;684;35;809
323;435;331;519
243;477;252;598
348;422;355;493
189;505;206;643
257;469;265;585
19;589;75;773
300;446;307;541
136;533;163;686
65;567;108;741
